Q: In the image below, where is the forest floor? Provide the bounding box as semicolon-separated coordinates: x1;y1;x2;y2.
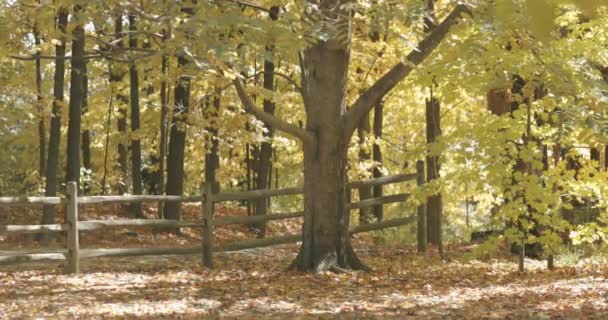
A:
2;205;608;319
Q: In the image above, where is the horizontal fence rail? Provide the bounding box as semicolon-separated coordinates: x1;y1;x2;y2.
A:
0;216;416;266
0;171;424;273
0;196;63;206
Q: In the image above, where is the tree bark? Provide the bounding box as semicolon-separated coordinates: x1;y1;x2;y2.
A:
158;28;169;218
205;93;221;193
372;102;384;221
605;146;608;171
164;55;190;221
292;8;364;271
81;61;92;194
41;8;68;238
357;114;373;224
234;1;468;272
101;92;113;194
128;15;144;218
425;93;442;251
254;11;278;236
164;4;197;221
591;147;600;171
112;16;129;195
34;23;46;179
65;7;86;190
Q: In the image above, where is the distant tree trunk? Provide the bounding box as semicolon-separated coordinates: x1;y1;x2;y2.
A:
591;147;600;170
254;9;278;235
112;16;129;195
164;55;190;221
423;0;442;255
372;102;384;221
605;146;608;171
425;91;442;253
65;6;86;190
205;93;221;193
357;114;373;224
40;8;68;237
34;23;46;179
101;92;113;195
158;28;169;218
164;4;196;221
128;15;143;218
81;61;92;189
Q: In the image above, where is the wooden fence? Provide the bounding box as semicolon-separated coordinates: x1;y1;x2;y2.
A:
0;169;423;273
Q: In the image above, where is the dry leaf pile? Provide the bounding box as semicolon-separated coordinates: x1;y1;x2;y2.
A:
2;207;608;319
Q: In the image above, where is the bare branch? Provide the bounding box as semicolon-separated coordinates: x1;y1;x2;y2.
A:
10;54;102;61
343;4;471;138
233;78;314;145
223;0;270;12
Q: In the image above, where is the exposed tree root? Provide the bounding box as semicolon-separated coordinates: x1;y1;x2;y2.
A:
345;245;373;272
289;245;372;273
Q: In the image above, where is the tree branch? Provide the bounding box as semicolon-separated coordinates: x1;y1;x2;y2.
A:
343;4;471;137
233;78;315;145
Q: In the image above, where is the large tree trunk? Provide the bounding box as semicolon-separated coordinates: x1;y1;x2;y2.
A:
40;8;68;236
164;56;190;220
128;15;144;218
292;24;365;272
65;7;85;189
235;1;469;273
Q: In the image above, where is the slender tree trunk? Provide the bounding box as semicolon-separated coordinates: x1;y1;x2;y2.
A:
112;16;129;195
245;142;252;215
65;7;86;190
164;55;190;220
423;0;442;253
357;114;373;224
164;3;196;221
254;12;279;235
128;15;144;218
605;146;608;171
591;147;600;171
425;91;442;252
205;93;221;193
101;94;113;195
158;29;169;218
81;61;92;190
34;24;46;179
40;8;68;236
372;102;384;221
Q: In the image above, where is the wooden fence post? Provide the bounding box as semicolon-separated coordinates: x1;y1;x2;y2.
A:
202;181;214;268
66;182;80;273
416;160;427;254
